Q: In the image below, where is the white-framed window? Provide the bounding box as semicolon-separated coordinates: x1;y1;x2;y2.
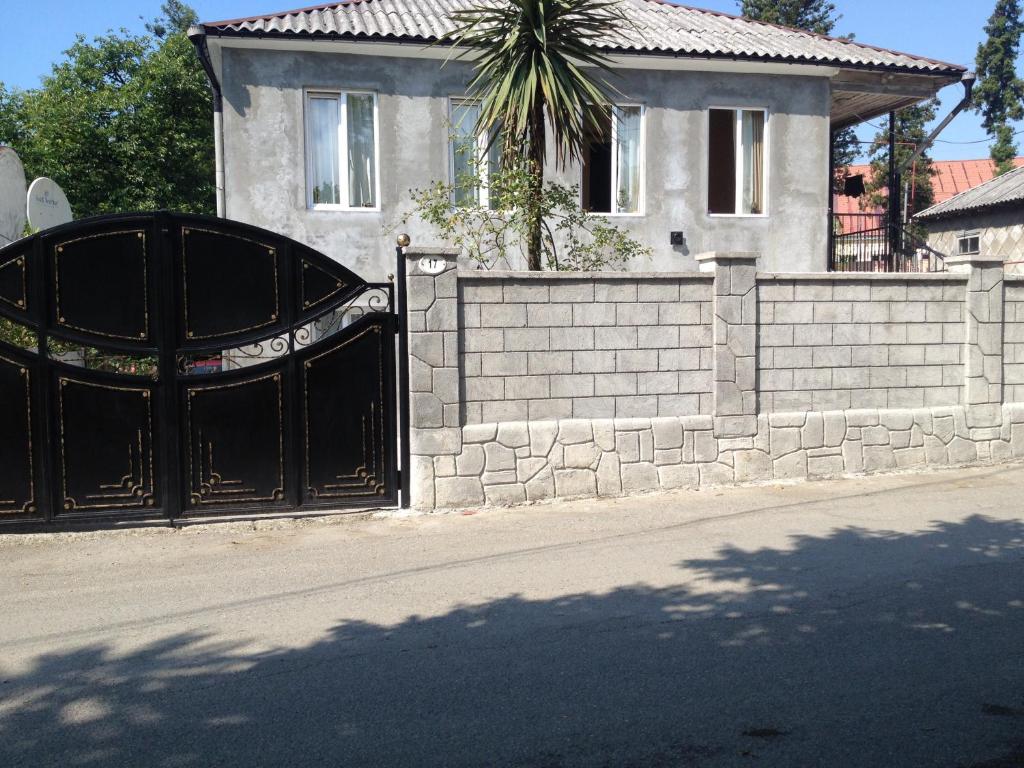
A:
305;90;380;211
582;104;644;215
958;231;981;255
707;107;768;216
449;99;503;209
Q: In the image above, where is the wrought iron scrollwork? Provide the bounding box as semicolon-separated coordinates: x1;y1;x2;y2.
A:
294;285;392;350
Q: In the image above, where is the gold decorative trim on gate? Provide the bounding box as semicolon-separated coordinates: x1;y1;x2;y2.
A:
303;323;388;500
53;230;150;341
57;378;155;511
300;259;348;311
181;227;280;340
0;254;28;311
0;354;35;515
185;371;285;506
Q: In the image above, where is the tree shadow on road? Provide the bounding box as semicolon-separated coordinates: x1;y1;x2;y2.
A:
1;514;1022;768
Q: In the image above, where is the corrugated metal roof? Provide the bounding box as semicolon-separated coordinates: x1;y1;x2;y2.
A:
916;165;1024;221
835;158;1024;222
200;0;965;75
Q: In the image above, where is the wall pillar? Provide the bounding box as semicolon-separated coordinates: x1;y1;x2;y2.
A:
948;255;1005;430
697;251;759;437
403;248;461;507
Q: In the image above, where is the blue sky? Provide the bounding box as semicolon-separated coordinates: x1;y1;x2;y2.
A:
0;0;1014;162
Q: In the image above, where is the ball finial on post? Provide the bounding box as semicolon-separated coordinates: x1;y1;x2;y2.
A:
396;233;411;248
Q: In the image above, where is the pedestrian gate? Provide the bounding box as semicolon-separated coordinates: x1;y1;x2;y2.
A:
0;213;402;527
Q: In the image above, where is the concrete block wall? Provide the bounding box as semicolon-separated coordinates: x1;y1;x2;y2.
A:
459;274;714;423
405;250;1024;510
757;275;967;412
1003;278;1024;403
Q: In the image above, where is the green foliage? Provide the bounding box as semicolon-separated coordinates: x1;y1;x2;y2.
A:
737;0;841;35
0;317;37;352
974;0;1024;175
445;0;626;269
406;162;650;272
866;100;939;221
0;2;214;217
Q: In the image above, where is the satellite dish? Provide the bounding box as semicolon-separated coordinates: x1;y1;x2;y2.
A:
0;146;27;246
27;177;73;232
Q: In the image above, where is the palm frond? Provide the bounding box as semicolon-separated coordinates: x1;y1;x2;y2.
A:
447;0;631;168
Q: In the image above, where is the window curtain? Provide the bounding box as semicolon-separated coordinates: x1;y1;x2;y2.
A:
347;94;376;208
615;106;641;213
742;110;765;215
309;96;340;205
451;102;481;207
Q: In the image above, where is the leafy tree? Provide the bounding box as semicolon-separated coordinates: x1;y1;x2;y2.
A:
446;0;625;270
974;0;1024;175
738;0;858;190
737;0;840;33
0;2;214;218
865;99;939;221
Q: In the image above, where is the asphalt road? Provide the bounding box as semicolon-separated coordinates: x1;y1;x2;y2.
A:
1;466;1022;767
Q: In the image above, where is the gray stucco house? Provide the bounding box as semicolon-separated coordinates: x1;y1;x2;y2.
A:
188;0;965;281
917;165;1024;273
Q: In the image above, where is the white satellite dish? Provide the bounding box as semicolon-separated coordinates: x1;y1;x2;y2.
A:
0;146;27;246
27;177;73;232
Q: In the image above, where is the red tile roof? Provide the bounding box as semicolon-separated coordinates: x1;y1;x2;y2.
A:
834;157;1024;225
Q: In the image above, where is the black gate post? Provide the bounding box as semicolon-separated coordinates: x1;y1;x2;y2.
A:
395;237;412;509
32;233;56;522
155;212;183;521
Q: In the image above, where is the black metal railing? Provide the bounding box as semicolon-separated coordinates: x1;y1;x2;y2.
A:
830;214;947;273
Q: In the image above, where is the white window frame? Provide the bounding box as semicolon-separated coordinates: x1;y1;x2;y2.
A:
958;230;981;255
580;103;646;217
304;89;381;212
448;97;501;209
706;106;770;218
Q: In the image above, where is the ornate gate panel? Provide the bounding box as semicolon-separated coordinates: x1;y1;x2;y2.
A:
0;213;400;527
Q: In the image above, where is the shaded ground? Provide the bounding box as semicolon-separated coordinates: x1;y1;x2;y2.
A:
0;466;1022;767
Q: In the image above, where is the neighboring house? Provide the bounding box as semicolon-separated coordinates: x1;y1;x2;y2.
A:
188;0;965;281
916;165;1024;272
834;157;1024;234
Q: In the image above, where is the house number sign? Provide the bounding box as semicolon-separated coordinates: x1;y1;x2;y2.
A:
418;256;446;275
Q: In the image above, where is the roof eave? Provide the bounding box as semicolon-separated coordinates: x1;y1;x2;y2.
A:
200;27;966;79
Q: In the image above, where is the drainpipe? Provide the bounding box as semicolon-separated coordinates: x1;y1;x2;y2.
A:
900;72;977;175
188;26;226;218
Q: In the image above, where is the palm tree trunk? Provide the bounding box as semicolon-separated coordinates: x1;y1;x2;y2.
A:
527;103;545;271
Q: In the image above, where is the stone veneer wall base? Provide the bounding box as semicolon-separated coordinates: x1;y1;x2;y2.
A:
427;405;1024;508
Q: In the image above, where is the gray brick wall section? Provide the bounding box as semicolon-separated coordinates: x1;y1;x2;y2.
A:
948;255;1004;430
403;250;1024;510
1006;280;1024;404
459;274;714;423
698;252;758;438
757;276;967;412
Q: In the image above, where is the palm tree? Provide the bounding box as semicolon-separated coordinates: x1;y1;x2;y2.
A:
447;0;627;270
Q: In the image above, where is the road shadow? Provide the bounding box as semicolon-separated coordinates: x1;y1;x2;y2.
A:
0;514;1022;767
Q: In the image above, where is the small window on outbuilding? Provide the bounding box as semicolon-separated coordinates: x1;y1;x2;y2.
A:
958;231;981;256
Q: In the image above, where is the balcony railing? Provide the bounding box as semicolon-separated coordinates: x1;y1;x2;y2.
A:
829;213;947;273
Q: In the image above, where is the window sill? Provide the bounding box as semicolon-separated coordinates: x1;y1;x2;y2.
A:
707;212;769;219
308;205;382;213
585;211;645;218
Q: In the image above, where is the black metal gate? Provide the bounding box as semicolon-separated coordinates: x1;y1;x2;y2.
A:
0;212;403;527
